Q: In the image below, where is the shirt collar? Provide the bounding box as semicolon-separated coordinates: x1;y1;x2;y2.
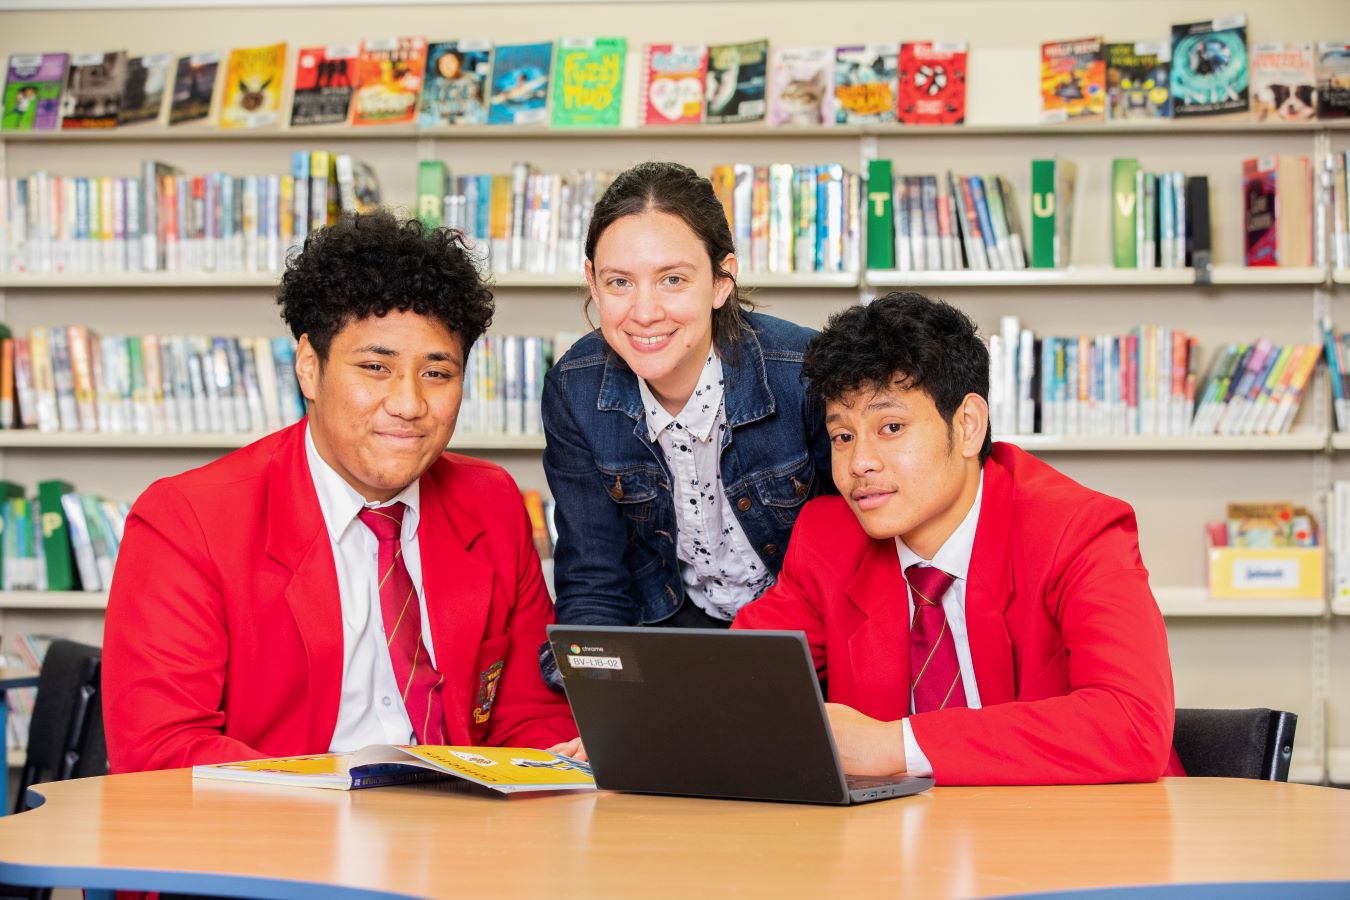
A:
637;351;725;443
305;423;421;544
896;470;984;582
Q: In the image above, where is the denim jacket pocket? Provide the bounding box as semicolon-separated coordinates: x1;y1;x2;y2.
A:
597;464;665;525
751;452;817;527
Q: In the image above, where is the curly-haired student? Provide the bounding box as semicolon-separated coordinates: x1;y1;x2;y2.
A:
103;210;576;774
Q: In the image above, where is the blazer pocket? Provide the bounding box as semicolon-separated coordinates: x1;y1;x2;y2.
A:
470;634;511;733
1019;647;1069;701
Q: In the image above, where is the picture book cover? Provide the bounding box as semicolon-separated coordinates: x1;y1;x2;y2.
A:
118;53;172;125
641;43;707;126
834;43;899;125
1243;157;1277;266
1250;42;1317;122
351;36;428;126
194;744;595;793
219;42;286;129
1040;37;1105;123
897;41;967;125
705;39;768;124
60;51;127;129
487;41;553;125
291;44;358;127
1105;41;1172;120
551;36;626;128
2;53;67;130
418;39;491;126
168;52;220;126
1171;14;1249;118
767;46;832;126
1317;41;1350;119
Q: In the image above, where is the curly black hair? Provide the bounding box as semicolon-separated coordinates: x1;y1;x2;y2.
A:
277;209;494;360
803;291;992;463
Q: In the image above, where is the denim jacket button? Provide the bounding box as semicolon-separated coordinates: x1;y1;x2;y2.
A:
736;497;752;512
792;477;808;498
762;543;779;557
609;476;624;501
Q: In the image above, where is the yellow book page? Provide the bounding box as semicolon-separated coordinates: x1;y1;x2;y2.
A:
204;753;349;777
392;746;594;788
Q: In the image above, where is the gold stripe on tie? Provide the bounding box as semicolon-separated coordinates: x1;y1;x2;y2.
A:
386;584;417;648
377;546;404;592
368;508;401;525
423;671;446;743
402;640;422;703
939;671;962;710
912;618;948;691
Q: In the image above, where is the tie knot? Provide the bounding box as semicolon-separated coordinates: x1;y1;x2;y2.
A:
357;502;406;543
905;563;955;607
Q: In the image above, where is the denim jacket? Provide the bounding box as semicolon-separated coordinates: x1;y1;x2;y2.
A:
541;311;834;631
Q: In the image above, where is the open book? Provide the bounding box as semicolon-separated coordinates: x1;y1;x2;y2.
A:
192;745;595;793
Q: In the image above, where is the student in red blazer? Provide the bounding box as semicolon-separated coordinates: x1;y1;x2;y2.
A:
732;292;1183;786
104;212;575;774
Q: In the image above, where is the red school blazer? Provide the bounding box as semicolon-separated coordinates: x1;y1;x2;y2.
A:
733;442;1184;785
104;420;576;774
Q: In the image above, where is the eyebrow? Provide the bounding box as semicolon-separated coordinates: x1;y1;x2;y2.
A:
596;261;697;277
353;344;461;365
824;398;908;424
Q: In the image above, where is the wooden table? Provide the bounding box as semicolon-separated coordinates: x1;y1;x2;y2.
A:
0;771;1348;899
0;667;39;816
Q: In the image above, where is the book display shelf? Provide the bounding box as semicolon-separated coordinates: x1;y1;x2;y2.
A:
1;0;1349;789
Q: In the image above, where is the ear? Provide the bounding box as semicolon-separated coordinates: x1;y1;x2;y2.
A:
295;334;321;404
584;257;599;301
955;392;989;460
713;252;739;310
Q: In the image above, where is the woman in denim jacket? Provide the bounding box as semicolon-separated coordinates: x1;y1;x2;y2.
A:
542;162;833;648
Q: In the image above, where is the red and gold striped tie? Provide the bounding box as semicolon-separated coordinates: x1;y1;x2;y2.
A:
905;563;968;714
357;503;446;745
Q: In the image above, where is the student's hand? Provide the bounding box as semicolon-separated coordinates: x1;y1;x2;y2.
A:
824;703;906;776
548;737;589;762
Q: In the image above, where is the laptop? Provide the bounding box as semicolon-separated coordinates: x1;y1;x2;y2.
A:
547;625;934;805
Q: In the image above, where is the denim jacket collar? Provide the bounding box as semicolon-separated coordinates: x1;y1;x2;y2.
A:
596;325;777;428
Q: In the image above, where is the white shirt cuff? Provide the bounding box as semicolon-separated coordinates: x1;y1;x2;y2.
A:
901;718;933;778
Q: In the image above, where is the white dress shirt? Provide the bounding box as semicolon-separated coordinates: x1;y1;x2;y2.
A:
897;472;984;777
637;352;775;621
305;426;437;752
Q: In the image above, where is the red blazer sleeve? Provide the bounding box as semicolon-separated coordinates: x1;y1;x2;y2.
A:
103;480;264;773
909;501;1176;785
480;489;578;749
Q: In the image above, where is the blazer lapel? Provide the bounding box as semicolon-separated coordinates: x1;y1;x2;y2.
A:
843;538;911;721
264;422;345;750
965;456;1017;706
418;460;494;744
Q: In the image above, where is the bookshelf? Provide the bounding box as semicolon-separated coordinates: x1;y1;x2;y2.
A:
1;0;1347;783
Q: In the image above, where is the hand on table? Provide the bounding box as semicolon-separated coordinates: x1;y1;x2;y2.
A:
824;702;906;776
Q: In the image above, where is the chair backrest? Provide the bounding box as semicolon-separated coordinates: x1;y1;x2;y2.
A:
1172;707;1297;781
12;639;106;813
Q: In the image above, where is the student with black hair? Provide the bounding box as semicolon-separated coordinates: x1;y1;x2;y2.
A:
103;210;576;773
733;291;1184;785
541;161;832;650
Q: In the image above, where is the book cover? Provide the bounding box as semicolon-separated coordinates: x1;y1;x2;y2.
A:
487;41;553;125
219;42;286;129
118;53;172;125
194;744;594;793
1171;15;1249;118
37;479;78;591
705;39;768;124
1317;41;1350;119
897;41;967;125
1105;41;1172;119
60;51;126;129
641;43;706;126
290;44;358;127
2;53;67;131
168;52;220;126
768;47;832;126
351;37;428;126
1250;42;1317;123
1243;156;1312;267
865;158;895;269
834;44;899;125
551;37;626;128
418;40;491;126
1040;37;1105;123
